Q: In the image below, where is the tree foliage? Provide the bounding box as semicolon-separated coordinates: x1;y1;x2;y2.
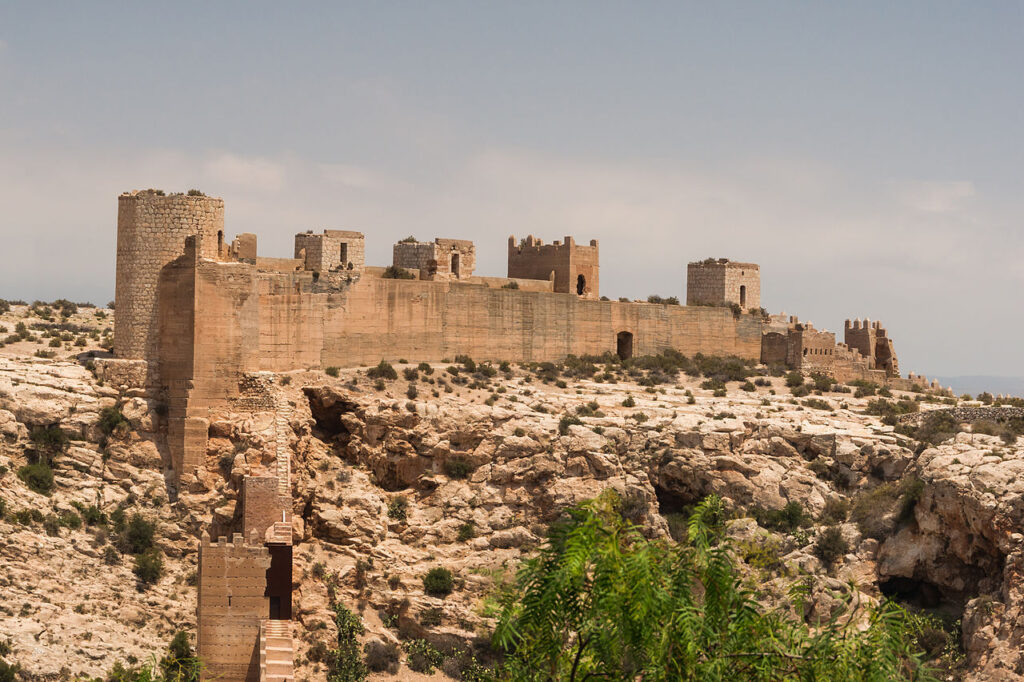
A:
494;491;934;681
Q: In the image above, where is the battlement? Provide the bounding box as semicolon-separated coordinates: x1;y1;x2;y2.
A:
507;234;599;298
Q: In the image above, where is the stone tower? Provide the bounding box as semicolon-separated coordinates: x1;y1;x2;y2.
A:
686;259;761;310
507;235;599;299
114;190;225;367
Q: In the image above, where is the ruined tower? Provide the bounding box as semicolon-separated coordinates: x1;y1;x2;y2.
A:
844;319;899;376
114;190;225;368
294;229;366;275
392;237;476;279
507;235;599;299
686;259;761;310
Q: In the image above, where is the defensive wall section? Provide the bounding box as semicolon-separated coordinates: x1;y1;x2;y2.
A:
108;189;918;485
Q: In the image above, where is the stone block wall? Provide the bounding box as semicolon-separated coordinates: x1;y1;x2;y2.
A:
197;532;271;682
114;190;224;365
686;259;760;309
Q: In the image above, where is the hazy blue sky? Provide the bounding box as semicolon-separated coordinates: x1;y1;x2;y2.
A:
1;2;1021;377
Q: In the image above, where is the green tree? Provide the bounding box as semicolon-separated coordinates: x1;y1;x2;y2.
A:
494;491;933;681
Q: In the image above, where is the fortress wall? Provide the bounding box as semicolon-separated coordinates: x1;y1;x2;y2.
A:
251;276;761;368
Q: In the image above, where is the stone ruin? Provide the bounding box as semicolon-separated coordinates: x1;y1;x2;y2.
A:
98;189;931;681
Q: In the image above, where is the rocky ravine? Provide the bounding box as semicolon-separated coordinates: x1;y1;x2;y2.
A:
1;323;1023;679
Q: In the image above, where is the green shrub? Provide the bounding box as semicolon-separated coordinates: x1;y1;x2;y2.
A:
897;476;925;522
387;496;409;522
325;366;340;377
120;513;156;554
558;414;582;435
17;462;54;494
405;384;417;400
809;373;833;392
367;360;398;380
802;398;831;411
103;546;120;565
501;281;520;289
750;501;808;532
791;384;811;398
622;395;636;407
419;606;443;627
382;265;415;280
443;457;474;480
404;638;444;674
417;362;434;375
457;521;475;542
851;484;899;540
785;371;805;388
813;526;849;565
494;491;932;680
820;498;850;524
98;406;130;436
423;567;455;596
327;603;367;681
59;510;82;530
133;548;164;585
30;426;69;456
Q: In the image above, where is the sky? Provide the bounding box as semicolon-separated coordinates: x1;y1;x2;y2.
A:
0;2;1021;377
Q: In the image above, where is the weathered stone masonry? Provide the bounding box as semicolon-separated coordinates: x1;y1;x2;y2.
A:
102;188;917;682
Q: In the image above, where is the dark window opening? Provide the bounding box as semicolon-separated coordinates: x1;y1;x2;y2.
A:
576;274;586;295
739;285;747;307
616;331;633;361
217;230;224;255
451;253;461;277
340;243;349;267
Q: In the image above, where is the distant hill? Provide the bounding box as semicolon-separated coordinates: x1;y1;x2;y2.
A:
933;376;1024;398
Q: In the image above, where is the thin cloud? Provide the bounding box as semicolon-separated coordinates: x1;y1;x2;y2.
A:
892;180;976;213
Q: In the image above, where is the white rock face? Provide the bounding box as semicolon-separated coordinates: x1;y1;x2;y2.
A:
2;343;1024;679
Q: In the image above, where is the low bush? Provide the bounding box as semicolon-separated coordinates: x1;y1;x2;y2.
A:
133;548;164;585
851;484;899;540
120;513;156;554
387;495;409;522
457;521;475;542
364;639;399;674
443;457;474;480
558;414;582;435
404;639;444;674
17;462;54;494
325;366;340;378
382;265;416;279
813;526;849;565
750;501;808;533
785;371;805;388
367;360;398;380
622;395;636;407
98;406;130;437
423;567;455;596
802;398;831;411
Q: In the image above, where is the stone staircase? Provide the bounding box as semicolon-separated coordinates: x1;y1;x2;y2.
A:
273;397;292;498
259;619;295;682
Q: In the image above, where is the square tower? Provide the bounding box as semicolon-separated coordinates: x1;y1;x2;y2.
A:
294;230;365;274
686;259;760;309
392;237;476;279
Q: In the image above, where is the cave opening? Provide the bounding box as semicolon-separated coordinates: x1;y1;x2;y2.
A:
303;387;359;446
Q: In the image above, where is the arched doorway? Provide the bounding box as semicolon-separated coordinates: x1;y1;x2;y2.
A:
577;274;586;295
451;253;461;278
739;285;747;307
616;331;633;361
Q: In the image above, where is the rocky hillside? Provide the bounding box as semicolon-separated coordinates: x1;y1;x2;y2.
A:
1;302;1023;680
